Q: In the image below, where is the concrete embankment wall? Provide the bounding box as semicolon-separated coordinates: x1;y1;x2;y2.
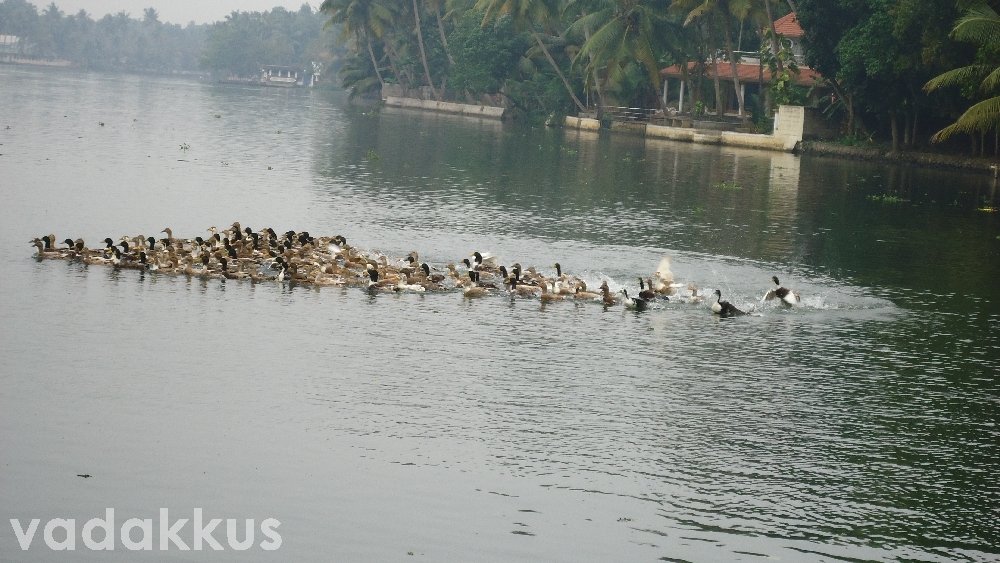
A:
567;105;804;153
384;96;505;119
564;116;600;131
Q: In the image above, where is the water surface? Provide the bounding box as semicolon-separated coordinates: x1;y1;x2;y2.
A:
1;66;998;561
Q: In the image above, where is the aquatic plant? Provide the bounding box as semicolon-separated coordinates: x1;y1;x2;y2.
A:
714;181;742;191
866;193;906;204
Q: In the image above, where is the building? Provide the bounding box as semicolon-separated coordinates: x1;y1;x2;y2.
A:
659;12;827;116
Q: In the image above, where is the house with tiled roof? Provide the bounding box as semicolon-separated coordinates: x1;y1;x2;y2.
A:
659;12;827;117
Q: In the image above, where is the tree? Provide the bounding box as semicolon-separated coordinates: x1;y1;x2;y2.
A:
569;0;676;110
673;0;747;116
0;0;39;53
322;0;396;89
925;1;1000;148
447;7;525;96
410;0;439;98
474;0;587;112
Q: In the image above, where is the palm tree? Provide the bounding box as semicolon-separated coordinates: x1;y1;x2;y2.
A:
569;0;674;110
427;0;456;66
321;0;393;90
410;0;439;99
925;1;1000;146
474;0;588;113
673;0;746;116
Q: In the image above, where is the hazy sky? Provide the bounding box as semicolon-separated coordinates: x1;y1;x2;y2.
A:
31;1;318;25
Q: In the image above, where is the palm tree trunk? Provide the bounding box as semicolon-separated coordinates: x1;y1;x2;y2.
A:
383;39;409;89
366;36;386;91
764;0;783;75
532;31;587;113
890;110;899;152
583;24;605;113
707;20;723;115
720;8;745;116
434;5;455;66
411;0;439;100
826;77;852;134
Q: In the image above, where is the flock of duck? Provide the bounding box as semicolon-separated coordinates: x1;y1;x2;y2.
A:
30;223;801;316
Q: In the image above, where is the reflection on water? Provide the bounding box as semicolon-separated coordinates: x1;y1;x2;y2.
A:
1;67;998;561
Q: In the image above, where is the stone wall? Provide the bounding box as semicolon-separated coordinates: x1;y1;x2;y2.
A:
383;96;505;119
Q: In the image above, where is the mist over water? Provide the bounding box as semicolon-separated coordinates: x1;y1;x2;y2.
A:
1;66;998;561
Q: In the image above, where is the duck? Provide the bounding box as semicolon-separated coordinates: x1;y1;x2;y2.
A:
538;282;563;303
395;272;426;293
599;281;619;306
471;269;498;289
472;251;499;271
621;289;649;311
31;238;65;258
218;257;249;279
574;286;602;300
688;283;705;304
763;276;800;306
553;263;582;295
712;289;747;318
365;267;395;291
638;277;657;301
462;271;490;298
508;276;542;298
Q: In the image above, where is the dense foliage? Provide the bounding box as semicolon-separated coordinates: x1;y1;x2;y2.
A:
2;0;998;153
201;5;342;78
0;0;205;71
0;0;342;79
319;0;999;153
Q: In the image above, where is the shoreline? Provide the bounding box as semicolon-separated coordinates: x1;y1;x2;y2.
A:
798;141;999;175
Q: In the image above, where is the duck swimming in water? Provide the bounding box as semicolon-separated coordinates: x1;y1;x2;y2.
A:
599;281;619;306
621;289;649;311
763;276;800;306
712;289;747;318
462;271;490;298
638;277;657;301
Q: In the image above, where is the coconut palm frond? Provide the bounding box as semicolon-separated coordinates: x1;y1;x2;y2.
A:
951;4;1000;44
932;96;1000;141
980;66;1000;94
683;3;714;27
924;64;993;92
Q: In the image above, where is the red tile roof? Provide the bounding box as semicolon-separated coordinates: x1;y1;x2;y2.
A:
660;61;825;87
773;12;804;38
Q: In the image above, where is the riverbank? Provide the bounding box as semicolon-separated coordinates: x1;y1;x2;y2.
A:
365;95;998;175
564;105;805;154
799;141;999;175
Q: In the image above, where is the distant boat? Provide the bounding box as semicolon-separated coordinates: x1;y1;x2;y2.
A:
217;65;319;88
260;65;318;88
